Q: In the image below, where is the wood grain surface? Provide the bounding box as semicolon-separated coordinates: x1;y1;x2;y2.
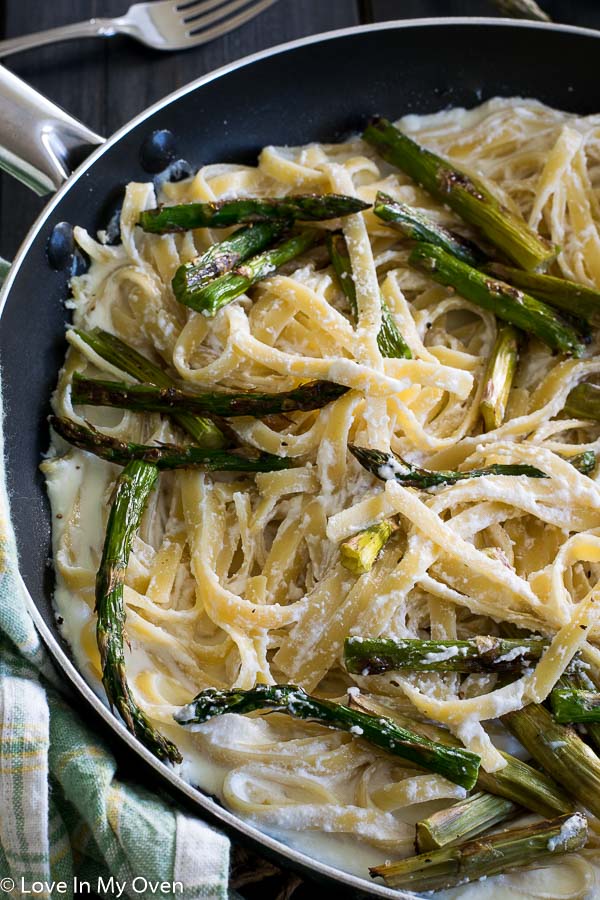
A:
0;1;599;897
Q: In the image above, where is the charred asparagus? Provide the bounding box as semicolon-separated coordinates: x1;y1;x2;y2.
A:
484;262;600;324
174;684;480;789
371;814;587;891
503;703;600;818
96;460;181;763
373;191;481;266
340;519;397;575
171;221;287;306
563;382;600;421
177;229;319;315
363;118;555;270
327;231;411;359
344;636;550;675
139;194;370;233
350;694;572;817
349;444;546;488
480;324;519;431
71;327;226;449
49;415;292;472
415;791;518;852
551;688;600;723
569;450;597;475
409;244;584;356
71;373;348;418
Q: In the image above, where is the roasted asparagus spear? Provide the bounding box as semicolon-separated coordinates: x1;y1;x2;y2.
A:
373;191;482;266
503;703;600;818
340;519;397;575
139;194;370;233
485;262;600;324
71;327;226;449
71;373;348;418
371;813;587;891
350;694;572;817
177;229;319;315
480;324;519;431
551;671;600;751
569;450;597;475
563;382;600;421
96;460;181;763
174;684;480;789
326;231;411;359
171;221;287;306
551;688;600;723
415;791;518;852
349;444;545;487
344;636;551;675
409;244;584;356
49;415;291;472
363;118;555;270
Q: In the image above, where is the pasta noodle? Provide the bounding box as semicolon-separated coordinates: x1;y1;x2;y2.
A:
42;96;600;896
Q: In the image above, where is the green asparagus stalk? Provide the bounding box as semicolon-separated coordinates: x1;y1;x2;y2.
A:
171;221;288;306
492;0;551;21
363;118;555;270
326;231;411;359
484;262;600;324
373;191;482;266
415;791;518;852
503;703;600;818
96;460;181;763
49;415;291;472
350;694;573;817
177;229;319;315
480;324;519;431
344;636;552;675
71;373;348;418
569;451;597;475
409;243;584;356
563;382;600;421
174;684;480;789
551;688;600;723
552;673;600;751
139;194;370;233
71;327;226;449
349;443;546;488
340;519;397;575
370;813;587;891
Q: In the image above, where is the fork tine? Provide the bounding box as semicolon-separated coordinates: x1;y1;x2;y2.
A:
183;0;264;27
184;0;276;40
175;0;230;15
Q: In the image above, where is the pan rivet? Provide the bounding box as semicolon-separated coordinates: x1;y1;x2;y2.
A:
140;129;177;173
47;222;75;270
47;222;88;275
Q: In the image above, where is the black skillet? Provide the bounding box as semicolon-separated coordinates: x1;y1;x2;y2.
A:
1;18;599;898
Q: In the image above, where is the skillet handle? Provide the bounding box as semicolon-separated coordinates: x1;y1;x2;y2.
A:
0;65;104;195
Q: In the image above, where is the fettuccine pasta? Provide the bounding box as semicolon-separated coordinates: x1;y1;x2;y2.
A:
43;97;600;897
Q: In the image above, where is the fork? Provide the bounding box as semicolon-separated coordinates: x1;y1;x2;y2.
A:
0;0;278;57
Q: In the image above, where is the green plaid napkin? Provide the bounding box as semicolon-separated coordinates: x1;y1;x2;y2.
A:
0;262;231;900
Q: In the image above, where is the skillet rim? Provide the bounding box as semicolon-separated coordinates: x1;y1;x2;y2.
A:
2;17;600;897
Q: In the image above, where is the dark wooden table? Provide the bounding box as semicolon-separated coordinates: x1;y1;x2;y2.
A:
1;1;599;897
